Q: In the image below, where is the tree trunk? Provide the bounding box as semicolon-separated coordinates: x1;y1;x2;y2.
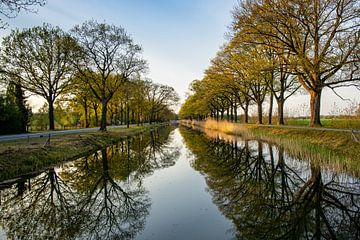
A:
234;98;237;123
48;100;55;130
244;103;249;124
93;104;99;126
127;103;130;128
257;102;263;124
131;110;135;124
268;92;273;124
277;99;285;125
310;89;322;127
137;111;140;126
84;99;89;128
149;110;154;124
120;105;123;125
100;99;108;131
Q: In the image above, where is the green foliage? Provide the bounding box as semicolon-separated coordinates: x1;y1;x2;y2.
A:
1;23;82;130
0;20;178;131
0;83;31;134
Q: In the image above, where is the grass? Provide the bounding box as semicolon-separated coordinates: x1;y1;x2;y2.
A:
181;119;360;177
285;118;360;129
0;124;167;181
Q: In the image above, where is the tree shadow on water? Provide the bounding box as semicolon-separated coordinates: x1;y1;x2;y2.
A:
180;127;360;240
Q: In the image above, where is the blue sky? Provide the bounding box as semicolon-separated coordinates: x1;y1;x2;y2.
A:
1;0;359;115
1;0;235;111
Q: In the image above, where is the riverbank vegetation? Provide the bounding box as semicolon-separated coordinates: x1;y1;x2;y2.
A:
179;0;360;127
0;124;169;181
181;119;360;174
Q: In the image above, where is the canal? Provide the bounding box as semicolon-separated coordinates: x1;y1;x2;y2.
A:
0;126;359;239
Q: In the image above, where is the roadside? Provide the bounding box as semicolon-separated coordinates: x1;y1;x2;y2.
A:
180;120;360;176
0;124;144;142
0;123;167;181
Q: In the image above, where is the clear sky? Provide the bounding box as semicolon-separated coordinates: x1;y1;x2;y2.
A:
1;0;359;115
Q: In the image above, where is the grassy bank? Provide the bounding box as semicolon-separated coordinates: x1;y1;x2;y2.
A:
285;118;360;129
0;124;167;181
181;119;360;176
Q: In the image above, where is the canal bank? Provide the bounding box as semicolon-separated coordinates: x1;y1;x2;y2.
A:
1;126;359;239
0;124;168;181
181;120;360;176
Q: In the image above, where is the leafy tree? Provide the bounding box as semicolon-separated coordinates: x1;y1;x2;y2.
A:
1;23;81;130
4;79;31;132
0;81;31;134
67;75;99;128
29;103;48;130
233;0;360;126
71;20;147;131
145;82;179;124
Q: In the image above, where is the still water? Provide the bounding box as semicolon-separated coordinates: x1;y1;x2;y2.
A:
0;126;359;239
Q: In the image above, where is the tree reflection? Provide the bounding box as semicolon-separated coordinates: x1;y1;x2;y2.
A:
74;148;150;240
0;168;79;239
180;127;360;239
0;126;179;239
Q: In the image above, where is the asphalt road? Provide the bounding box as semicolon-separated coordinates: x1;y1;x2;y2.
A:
0;125;133;142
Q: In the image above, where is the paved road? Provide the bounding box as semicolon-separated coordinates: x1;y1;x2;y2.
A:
0;125;137;142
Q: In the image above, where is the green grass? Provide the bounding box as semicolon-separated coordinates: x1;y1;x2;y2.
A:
285;118;360;129
0;124;167;181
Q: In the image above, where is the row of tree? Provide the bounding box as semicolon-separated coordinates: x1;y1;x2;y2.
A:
0;20;178;132
179;0;359;126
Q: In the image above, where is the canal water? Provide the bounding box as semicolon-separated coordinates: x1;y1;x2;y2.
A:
0;126;359;239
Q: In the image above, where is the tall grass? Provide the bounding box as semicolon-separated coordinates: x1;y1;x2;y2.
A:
180;119;360;177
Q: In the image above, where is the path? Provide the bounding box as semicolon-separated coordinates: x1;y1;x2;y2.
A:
0;125;138;142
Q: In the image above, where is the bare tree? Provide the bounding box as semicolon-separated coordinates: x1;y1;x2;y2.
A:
71;20;147;131
1;23;81;130
0;0;46;29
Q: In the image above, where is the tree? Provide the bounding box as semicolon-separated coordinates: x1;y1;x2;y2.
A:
0;89;21;134
0;0;46;29
1;23;81;130
146;82;179;124
71;20;147;131
233;0;360;126
67;76;99;128
228;42;269;124
5;79;31;132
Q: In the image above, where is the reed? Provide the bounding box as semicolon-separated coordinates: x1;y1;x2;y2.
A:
180;119;360;176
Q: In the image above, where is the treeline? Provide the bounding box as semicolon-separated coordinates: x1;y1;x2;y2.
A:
0;20;178;133
179;0;359;126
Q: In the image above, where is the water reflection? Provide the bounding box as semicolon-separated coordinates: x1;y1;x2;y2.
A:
180;127;360;239
0;127;180;239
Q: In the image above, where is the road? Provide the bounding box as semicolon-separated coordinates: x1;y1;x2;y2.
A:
0;125;134;142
